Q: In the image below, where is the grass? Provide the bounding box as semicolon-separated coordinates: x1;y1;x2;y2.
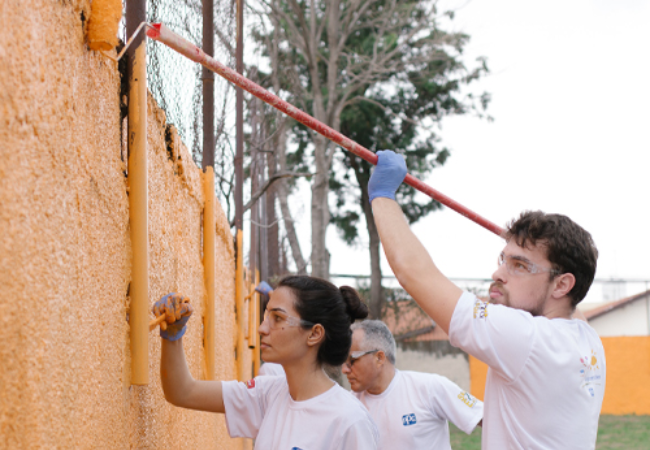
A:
596;415;650;449
449;422;481;450
449;415;650;449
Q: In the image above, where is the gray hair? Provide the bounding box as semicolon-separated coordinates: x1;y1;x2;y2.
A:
351;320;396;365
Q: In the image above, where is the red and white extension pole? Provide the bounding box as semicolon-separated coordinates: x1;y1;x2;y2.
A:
145;23;505;238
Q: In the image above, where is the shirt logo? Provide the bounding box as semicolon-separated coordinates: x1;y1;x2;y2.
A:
246;379;256;389
402;413;417;426
579;349;603;396
580;350;601;372
473;300;489;320
458;391;478;408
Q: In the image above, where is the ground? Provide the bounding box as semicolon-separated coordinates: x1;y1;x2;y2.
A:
449;415;650;449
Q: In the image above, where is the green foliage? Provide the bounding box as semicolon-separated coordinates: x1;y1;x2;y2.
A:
324;1;489;244
249;0;490;274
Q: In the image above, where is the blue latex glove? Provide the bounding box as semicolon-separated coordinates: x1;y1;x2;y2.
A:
255;281;273;296
153;293;194;341
368;150;408;203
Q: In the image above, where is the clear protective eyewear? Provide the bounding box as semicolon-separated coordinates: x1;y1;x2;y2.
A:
497;252;560;276
263;308;315;330
342;349;379;369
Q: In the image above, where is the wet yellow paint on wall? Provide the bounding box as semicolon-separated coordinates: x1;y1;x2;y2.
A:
0;1;247;448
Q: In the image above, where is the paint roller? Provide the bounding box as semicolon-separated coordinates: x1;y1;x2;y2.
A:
144;23;506;238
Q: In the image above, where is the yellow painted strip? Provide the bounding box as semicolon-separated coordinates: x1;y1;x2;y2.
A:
203;167;216;380
129;41;149;386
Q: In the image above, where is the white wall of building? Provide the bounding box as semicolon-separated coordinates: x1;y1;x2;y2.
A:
589;296;650;337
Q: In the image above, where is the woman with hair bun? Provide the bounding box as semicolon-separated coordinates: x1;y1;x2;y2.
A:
155;275;378;449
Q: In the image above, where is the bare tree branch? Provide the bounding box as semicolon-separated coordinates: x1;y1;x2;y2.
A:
228;170;314;227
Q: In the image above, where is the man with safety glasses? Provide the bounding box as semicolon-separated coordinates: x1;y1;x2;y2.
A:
367;150;606;449
342;320;483;450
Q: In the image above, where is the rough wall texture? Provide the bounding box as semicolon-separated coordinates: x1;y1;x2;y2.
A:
470;337;650;415
0;1;244;448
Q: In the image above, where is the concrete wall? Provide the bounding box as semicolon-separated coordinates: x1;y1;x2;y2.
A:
0;1;245;448
589;298;650;337
469;337;650;415
396;341;471;391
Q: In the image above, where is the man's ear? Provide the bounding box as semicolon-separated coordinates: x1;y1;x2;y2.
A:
376;350;387;366
552;273;576;299
306;324;326;348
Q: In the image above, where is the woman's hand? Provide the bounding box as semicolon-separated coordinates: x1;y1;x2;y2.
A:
153;293;193;341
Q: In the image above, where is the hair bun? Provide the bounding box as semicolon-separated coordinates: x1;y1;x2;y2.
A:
339;286;369;323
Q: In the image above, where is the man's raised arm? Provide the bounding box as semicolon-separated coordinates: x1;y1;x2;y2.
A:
369;151;462;334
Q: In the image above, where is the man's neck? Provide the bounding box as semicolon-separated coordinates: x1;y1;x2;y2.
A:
367;364;396;395
542;296;575;320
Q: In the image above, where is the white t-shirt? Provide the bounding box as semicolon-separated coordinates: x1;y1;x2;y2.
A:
449;291;606;450
354;369;482;450
222;375;379;450
258;362;285;377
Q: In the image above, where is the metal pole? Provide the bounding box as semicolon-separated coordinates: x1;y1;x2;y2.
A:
127;0;149;386
146;23;505;238
234;0;246;382
249;98;258;297
234;0;244;231
202;0;215;169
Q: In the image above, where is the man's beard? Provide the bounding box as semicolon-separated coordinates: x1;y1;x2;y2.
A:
489;282;545;317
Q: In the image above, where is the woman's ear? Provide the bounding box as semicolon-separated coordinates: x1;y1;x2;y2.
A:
306;324;326;348
552;273;576;299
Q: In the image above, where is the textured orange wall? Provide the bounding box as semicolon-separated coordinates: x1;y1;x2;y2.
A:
469;355;488;401
0;1;244;448
470;337;650;415
600;336;650;415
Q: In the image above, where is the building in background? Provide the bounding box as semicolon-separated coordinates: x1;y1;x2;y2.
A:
382;299;470;391
584;290;650;337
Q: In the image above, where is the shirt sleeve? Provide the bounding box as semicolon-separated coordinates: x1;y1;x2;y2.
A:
221;377;270;439
448;291;536;382
428;374;483;435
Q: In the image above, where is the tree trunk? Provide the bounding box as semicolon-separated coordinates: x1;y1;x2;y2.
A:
350;155;385;318
268;20;307;276
275;120;307;275
278;182;307;274
365;202;384;319
310;135;331;279
265;161;280;280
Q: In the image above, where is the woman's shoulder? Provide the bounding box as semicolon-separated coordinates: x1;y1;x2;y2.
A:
254;374;289;394
325;385;375;419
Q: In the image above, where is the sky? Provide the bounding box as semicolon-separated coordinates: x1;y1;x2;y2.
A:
311;0;650;305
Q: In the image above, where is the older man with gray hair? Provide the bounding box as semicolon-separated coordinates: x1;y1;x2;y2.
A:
342;320;482;450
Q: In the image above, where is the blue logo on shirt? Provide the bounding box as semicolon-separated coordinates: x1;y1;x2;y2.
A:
402;413;417;426
291;448;304;450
